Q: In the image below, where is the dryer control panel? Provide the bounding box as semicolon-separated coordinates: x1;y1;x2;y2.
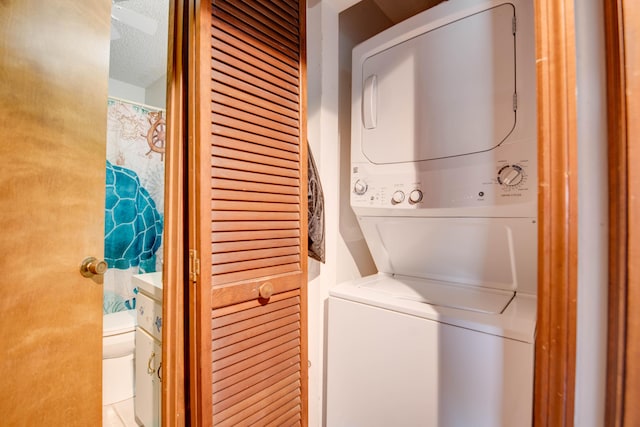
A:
351;153;535;217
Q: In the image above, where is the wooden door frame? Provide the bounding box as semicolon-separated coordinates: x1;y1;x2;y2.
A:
533;0;578;425
604;0;640;425
163;0;189;425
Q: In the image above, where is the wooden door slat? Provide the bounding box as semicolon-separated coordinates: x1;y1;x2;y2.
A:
212;101;299;137
212;62;298;106
212;187;299;203
243;1;299;36
211;229;300;243
212;263;300;285
212;341;299;383
212;211;299;221
212;25;298;81
214;83;298;120
213;366;300;415
211;220;300;232
216;381;300;426
215;1;298;45
212;111;299;145
212;178;299;195
212;145;299;170
214;376;301;426
212;70;298;113
212;354;300;405
225;0;298;40
212;322;299;362
211;156;300;179
212;47;298;96
211;254;301;276
212;167;299;187
212;93;300;131
213;5;298;63
213;124;299;154
211;245;299;264
213;296;300;328
211;200;299;212
264;403;303;427
212;237;300;254
271;0;298;20
253;0;299;28
212;311;300;347
229;390;301;425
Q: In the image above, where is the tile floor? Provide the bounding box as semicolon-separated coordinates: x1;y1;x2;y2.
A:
103;398;139;427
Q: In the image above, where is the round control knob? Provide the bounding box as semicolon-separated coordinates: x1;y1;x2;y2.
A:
409;189;423;204
353;179;368;195
391;190;405;204
497;165;525;187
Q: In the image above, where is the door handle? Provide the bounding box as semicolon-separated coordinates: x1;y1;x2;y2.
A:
362;74;377;129
79;257;108;277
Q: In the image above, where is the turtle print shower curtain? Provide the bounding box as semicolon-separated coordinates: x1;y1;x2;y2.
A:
103;98;165;313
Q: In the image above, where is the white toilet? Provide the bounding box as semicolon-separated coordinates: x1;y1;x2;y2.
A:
103;309;137;405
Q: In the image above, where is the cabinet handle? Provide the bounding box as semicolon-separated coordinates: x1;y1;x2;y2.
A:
157;362;162;382
147;351;156;375
259;282;274;300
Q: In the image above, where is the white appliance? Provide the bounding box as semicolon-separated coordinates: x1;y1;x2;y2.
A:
133;272;163;427
327;1;537;426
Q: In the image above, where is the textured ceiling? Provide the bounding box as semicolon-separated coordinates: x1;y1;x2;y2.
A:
109;0;170;89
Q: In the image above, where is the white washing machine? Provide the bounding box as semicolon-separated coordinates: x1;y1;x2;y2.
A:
327;1;537;426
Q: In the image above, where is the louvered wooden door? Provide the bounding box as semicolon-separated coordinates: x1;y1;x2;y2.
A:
189;0;307;425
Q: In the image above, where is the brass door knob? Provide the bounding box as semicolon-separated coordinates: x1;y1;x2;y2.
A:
259;282;274;299
80;257;108;277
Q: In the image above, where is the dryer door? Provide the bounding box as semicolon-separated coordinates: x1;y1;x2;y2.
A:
360;3;516;164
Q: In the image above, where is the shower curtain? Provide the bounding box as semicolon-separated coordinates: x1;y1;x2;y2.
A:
104;98;165;314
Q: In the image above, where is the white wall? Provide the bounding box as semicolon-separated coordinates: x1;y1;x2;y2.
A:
108;76;166;110
306;2;340;425
306;1;390;425
574;0;608;424
107;77;145;104
145;75;167;109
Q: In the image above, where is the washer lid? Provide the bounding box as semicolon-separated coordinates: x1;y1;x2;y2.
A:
103;309;137;336
357;274;514;314
360;3;516;164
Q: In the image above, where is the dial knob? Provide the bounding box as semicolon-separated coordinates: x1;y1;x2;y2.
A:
409;189;423;204
391;190;405;204
353;179;368;195
498;165;524;187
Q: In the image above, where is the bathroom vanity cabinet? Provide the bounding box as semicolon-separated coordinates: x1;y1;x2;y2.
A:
133;272;163;427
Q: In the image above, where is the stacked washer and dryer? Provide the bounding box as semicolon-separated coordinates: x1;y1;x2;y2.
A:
326;0;537;426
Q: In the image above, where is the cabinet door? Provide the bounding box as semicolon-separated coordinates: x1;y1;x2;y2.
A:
135;328;162;427
189;1;307;426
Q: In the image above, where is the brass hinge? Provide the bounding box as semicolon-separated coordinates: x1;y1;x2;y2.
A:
512;16;517;34
513;92;518;111
189;249;200;283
